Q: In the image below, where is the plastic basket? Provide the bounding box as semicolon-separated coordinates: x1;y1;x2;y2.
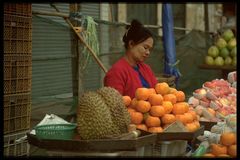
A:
35;124;77;140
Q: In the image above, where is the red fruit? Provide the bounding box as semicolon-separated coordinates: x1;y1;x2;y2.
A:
204;81;215;88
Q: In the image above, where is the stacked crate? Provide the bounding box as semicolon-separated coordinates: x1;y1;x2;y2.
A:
4;3;32;157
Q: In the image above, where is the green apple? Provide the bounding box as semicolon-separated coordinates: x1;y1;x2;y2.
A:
224;56;232;65
232;57;236;66
216;38;227;49
227;38;236;50
208;46;219;58
214;56;224;66
222;29;234;42
230;46;236;57
205;56;215;65
219;47;230;59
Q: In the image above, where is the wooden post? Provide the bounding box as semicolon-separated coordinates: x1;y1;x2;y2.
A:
69;4;84;110
204;3;209;32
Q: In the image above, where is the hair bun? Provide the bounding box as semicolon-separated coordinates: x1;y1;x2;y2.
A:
131;19;143;28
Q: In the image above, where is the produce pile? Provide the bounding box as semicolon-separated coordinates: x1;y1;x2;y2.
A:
197;114;236;158
205;29;236;66
188;71;237;122
77;87;131;140
123;82;201;133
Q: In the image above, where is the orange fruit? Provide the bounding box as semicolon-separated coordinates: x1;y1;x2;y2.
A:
188;110;197;120
148;88;156;95
173;91;185;102
148;94;163;106
193;120;200;129
122;96;131;107
227;144;236;157
135;88;150;100
155;82;170;95
220;132;236;146
162;123;171;129
130;111;143;125
172;103;186;115
145;115;161;127
175;114;188;125
148;127;163;133
184;113;194;123
136;124;148;131
135;100;151;113
169;87;177;94
179;102;190;113
150;105;165;117
127;108;136;114
161;114;176;124
162;101;173;114
202;153;215;157
163;94;177;104
129;98;138;109
211;144;227;156
217;154;230;157
185;122;198;132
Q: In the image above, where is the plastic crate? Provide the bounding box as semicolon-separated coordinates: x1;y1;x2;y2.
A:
152;140;188;157
4;3;32;17
4;14;32;55
4;93;31;134
4;55;32;95
4;130;30;157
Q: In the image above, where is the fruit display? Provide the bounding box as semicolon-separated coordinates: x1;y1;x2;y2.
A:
77;87;131;140
193;114;236;158
188;72;237;122
205;29;236;66
201;131;236;158
123;82;201;133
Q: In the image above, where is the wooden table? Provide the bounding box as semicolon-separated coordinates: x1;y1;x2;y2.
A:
198;64;236;79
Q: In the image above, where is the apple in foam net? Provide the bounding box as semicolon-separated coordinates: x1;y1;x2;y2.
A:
219;97;230;106
194;88;207;95
203;81;215;89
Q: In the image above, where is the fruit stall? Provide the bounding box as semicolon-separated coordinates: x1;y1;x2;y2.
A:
199;29;236;79
4;3;237;158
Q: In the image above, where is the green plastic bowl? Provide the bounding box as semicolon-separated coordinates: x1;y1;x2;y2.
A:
35;123;77;140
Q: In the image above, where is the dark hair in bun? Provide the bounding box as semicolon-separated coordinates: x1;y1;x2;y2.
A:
122;19;153;49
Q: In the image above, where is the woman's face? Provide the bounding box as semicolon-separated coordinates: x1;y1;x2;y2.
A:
128;37;153;63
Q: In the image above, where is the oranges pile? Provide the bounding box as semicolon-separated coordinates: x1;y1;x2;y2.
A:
202;132;236;158
122;82;201;133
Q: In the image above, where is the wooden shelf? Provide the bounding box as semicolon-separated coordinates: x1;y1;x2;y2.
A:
198;64;236;79
199;64;236;71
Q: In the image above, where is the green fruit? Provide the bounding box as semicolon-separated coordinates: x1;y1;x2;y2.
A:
230;46;236;57
208;46;219;58
214;56;224;66
219;47;230;59
232;57;236;66
222;29;234;42
205;56;215;65
227;38;236;50
216;38;227;49
224;56;232;65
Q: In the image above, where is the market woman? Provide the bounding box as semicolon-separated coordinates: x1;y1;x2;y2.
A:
104;19;158;99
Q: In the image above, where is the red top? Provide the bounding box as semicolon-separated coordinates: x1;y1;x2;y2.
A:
104;57;158;99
